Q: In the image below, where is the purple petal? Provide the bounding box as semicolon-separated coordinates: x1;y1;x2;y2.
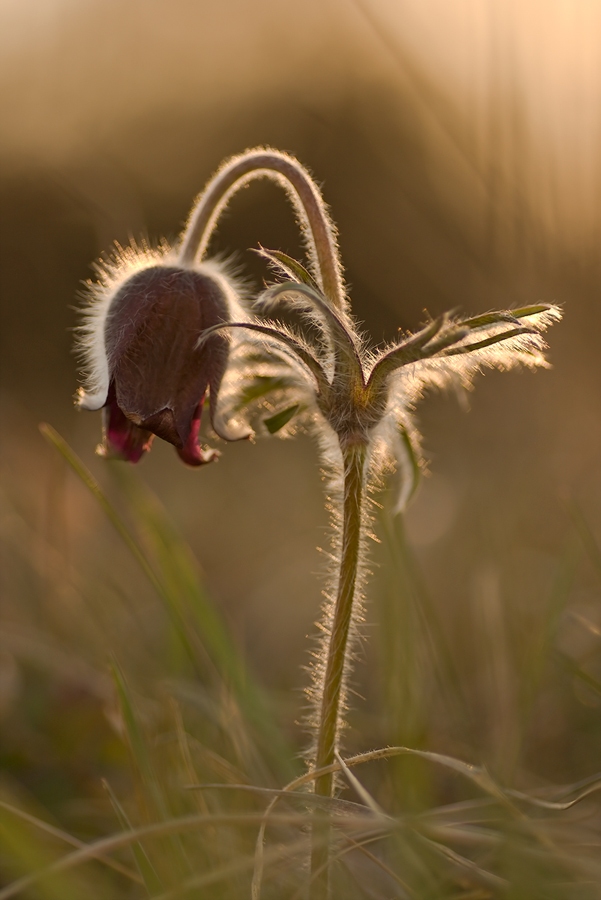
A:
176;400;220;466
98;387;154;463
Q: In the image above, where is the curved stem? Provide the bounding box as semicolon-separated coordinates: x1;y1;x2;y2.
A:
311;441;367;898
260;282;363;380
178;149;345;311
197;321;330;394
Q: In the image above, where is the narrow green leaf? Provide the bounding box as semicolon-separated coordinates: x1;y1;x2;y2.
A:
556;650;601;697
0;799;108;900
255;246;320;291
110;467;296;781
442;325;537;357
103;781;164;896
110;660;168;817
461;311;521;330
264;404;300;434
461;305;558;331
394;427;421;513
367;315;447;388
110;660;191;878
197;320;329;389
0;813;315;900
0;801;139;884
569;499;601;582
39;424;204;674
40;425;294;780
511;303;559;319
236;375;296;407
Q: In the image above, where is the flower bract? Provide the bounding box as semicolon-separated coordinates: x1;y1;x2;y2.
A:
205;253;562;511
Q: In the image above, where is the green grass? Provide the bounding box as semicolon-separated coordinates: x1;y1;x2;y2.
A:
0;426;599;898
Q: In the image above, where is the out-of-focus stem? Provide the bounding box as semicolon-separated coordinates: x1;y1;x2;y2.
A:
178;149;345;311
310;441;367;899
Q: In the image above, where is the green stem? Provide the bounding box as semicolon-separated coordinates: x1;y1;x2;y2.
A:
310;441;367;898
178;149;345;310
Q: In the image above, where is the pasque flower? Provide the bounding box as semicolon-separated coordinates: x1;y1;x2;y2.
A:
76;246;248;465
75;148;561;898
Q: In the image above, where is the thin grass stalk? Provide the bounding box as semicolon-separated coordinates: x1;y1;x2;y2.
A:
311;441;367;898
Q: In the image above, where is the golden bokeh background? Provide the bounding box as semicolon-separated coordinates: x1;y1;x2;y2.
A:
1;0;600;832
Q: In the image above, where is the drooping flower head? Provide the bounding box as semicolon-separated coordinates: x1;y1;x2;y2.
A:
75;147;562;493
76;243;249;465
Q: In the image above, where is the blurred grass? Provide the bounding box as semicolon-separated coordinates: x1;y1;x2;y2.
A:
0;421;599;896
39;424;294;784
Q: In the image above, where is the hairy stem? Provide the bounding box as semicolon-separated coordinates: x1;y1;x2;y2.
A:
311;441;367;898
178;148;345;310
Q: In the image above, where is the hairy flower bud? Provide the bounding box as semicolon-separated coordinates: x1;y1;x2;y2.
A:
77;260;235;465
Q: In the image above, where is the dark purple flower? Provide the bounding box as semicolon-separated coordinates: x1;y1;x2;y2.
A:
78;261;235;466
